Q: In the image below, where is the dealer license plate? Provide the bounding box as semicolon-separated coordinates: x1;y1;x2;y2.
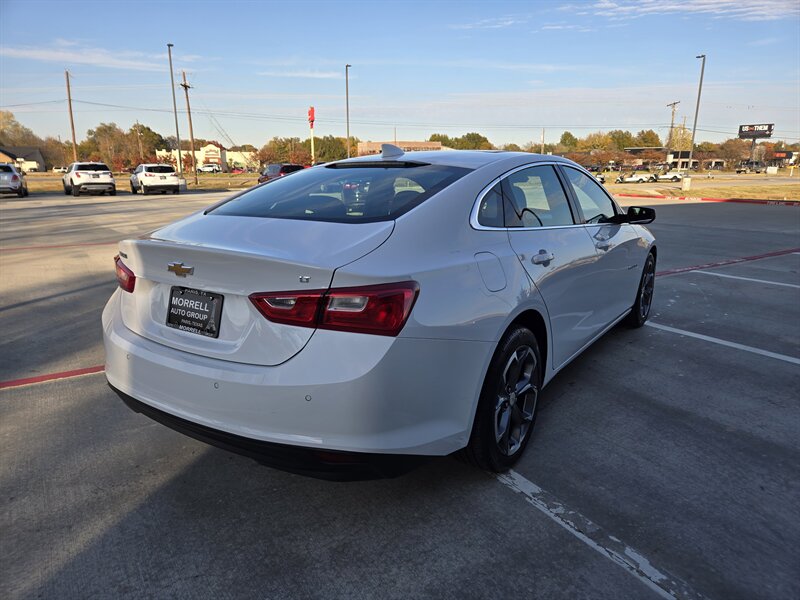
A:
160;176;166;180
166;287;224;338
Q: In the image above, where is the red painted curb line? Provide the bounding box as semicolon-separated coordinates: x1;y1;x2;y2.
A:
1;241;118;253
0;365;105;390
616;193;800;207
656;247;800;277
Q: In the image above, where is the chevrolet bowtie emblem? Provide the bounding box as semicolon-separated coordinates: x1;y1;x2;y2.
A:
167;262;194;277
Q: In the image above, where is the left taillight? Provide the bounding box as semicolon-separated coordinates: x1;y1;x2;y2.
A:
249;281;419;337
114;255;135;293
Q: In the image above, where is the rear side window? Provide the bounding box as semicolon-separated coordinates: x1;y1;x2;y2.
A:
502;165;574;228
210;162;471;223
145;166;175;174
0;165;13;173
280;165;304;175
76;163;111;171
562;166;617;224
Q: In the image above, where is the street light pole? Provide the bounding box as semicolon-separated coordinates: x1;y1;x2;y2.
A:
345;64;351;158
687;54;706;176
167;43;183;177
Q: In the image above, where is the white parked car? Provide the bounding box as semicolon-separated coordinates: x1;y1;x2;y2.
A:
130;164;180;195
0;163;29;197
104;147;657;479
198;163;222;173
62;162;116;196
52;166;67;173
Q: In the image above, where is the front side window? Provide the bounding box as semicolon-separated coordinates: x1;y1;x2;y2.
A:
501;165;574;228
562;166;617;224
211;162;471;223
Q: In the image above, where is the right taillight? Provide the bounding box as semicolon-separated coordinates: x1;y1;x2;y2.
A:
249;281;419;337
114;255;136;293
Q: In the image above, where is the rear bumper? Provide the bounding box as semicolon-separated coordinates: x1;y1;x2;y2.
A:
76;182;115;192
142;183;179;192
110;383;427;480
103;290;491;460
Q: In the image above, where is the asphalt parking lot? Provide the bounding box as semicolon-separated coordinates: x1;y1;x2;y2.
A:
1;191;798;599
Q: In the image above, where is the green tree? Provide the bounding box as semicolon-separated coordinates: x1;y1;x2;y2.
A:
559;131;578;150
429;133;454;148
607;130;636;151
634;129;662;147
454;132;493;150
501;143;523;152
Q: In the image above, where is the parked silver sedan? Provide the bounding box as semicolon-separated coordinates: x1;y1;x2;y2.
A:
103;147;656;479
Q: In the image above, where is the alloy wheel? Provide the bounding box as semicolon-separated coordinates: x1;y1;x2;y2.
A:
494;346;539;456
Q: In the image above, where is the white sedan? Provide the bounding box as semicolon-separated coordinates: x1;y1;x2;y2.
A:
615;172;651;184
649;171;684;182
104;147;657;479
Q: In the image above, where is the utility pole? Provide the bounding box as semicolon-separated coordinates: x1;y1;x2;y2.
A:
687;54;706;177
540;128;545;154
180;71;198;185
135;120;144;160
64;70;78;162
167;44;183;177
345;64;351;158
665;101;680;155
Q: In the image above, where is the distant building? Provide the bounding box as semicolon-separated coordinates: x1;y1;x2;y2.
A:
0;146;45;172
156;143;256;171
357;141;443;156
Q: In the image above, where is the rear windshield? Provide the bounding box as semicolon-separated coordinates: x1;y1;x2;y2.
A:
145;165;175;174
211;162;471;223
280;165;304;174
76;163;111;171
0;165;13;173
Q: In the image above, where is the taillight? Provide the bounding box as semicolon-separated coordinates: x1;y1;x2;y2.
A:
74;172;81;178
145;172;154;177
250;291;324;328
114;255;135;293
11;174;18;182
249;282;419;337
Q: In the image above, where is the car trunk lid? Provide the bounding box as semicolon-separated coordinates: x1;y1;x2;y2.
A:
117;212;393;366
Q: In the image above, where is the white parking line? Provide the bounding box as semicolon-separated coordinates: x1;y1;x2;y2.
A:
496;470;705;600
646;322;800;366
693;270;800;289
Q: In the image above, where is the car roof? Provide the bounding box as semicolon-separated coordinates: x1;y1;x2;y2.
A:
334;149;575;170
138;163;175;167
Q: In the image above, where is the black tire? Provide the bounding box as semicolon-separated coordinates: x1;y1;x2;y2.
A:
625;252;656;328
109;187;116;196
130;183;137;194
72;183;80;197
63;182;70;195
172;188;179;195
141;184;148;196
17;187;24;198
463;326;543;472
672;176;679;182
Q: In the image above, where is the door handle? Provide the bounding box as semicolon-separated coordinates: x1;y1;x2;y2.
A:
531;250;555;265
595;241;612;251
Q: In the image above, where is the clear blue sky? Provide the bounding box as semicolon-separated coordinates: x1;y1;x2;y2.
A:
1;0;798;147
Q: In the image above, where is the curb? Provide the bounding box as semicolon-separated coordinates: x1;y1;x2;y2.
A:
615;193;800;207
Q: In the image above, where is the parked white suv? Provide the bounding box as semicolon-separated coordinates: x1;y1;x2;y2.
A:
130;164;180;195
63;162;116;196
197;163;222;173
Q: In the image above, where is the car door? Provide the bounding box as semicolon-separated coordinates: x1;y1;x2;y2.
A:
500;164;605;368
559;165;644;328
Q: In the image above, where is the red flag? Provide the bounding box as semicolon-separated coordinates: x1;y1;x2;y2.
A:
308;106;315;128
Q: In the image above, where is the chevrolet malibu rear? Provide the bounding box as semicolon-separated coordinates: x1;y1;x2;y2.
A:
103;149;657;479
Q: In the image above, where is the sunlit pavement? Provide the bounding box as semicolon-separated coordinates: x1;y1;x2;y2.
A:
1;191;798;599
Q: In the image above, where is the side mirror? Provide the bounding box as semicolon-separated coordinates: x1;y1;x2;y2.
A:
626;206;655;224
